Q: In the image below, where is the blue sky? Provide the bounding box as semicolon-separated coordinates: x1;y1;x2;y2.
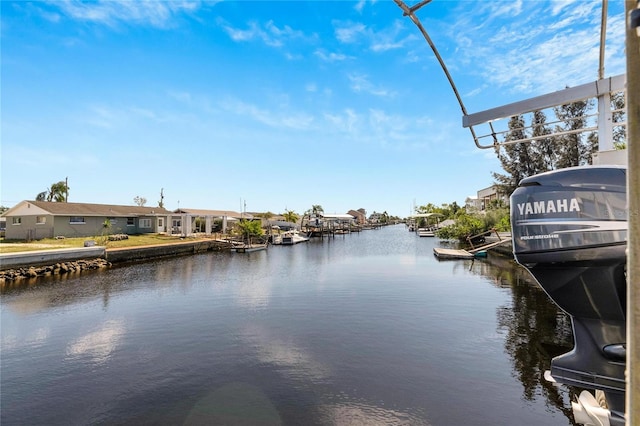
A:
1;1;626;218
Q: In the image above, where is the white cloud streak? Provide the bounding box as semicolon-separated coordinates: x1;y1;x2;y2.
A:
347;73;396;97
441;1;625;96
218;18;311;48
46;0;202;28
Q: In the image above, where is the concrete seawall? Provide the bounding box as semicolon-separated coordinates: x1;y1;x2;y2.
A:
0;239;233;271
0;246;107;270
0;239;232;284
105;239;231;264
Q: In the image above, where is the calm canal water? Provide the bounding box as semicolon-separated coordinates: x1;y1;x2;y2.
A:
1;224;577;425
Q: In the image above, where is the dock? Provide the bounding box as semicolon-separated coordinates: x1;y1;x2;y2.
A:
433;248;474;259
434;233;512;260
468;239;511;253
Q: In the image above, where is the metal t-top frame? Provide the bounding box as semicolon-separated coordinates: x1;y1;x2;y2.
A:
394;0;627;151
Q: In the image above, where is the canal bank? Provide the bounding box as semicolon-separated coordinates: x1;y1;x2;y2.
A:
1;233;514;284
0;238;233;284
0;224;574;425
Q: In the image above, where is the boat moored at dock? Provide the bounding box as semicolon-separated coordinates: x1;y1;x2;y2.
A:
275;230;309;245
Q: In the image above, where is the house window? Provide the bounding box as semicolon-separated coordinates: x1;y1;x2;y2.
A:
140;218;151;228
127;217;135;226
70;217;85;224
12;217;22;225
36;216;46;224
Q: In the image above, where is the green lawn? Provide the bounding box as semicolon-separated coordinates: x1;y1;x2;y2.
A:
0;234;220;254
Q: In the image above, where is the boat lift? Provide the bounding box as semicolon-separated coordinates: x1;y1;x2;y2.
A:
395;1;638;424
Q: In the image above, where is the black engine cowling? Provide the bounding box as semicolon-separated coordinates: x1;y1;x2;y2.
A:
510;165;627;420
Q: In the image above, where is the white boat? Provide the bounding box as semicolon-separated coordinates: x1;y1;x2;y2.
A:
412;213;442;237
416;227;436;237
280;230;309;245
233;243;267;253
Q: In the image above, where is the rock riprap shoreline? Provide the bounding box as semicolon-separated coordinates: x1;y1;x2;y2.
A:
0;258;111;284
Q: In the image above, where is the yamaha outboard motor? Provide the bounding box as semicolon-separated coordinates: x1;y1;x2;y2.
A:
510;165;627;425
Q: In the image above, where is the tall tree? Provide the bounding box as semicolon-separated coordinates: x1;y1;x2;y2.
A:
36;180;69;202
158;188;165;209
530;110;556;171
416;203;437;214
134;196;147;206
283;210;299;224
553;98;593;168
492;115;535;197
611;91;627;149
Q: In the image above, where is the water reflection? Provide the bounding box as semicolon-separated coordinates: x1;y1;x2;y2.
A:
470;254;576;422
240;323;332;383
1;227;578;425
66;319;126;364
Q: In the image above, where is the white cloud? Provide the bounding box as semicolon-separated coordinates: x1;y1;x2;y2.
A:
219;98;315;130
334;21;367;43
347;73;396;97
48;0;202;28
314;49;350;62
443;0;624;96
218;18;311;49
335;19;414;53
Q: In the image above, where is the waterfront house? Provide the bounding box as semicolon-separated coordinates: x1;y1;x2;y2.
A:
347;209;367;225
465;195;481;212
172;208;247;234
1;200;172;240
476;185;508;210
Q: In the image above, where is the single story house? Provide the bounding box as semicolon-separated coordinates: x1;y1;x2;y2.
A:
1;200;172;240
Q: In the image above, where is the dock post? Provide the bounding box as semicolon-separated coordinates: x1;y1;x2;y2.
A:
625;0;639;421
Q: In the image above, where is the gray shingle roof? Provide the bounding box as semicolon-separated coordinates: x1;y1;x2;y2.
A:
27;201;171;217
174;208;248;219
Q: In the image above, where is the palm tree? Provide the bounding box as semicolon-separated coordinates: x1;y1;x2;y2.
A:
283;210;299;225
381;211;389;224
302;204;324;228
36;180;69;202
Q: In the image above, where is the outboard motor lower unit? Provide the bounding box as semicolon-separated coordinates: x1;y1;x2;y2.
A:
510;165;627;425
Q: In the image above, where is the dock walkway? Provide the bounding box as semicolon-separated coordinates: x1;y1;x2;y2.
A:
434;236;512;260
433;248;474;259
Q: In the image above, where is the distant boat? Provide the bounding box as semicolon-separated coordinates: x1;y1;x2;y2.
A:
412;213;443;237
233;243;267;253
232;236;267;253
279;230;309;245
416;227;436;237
